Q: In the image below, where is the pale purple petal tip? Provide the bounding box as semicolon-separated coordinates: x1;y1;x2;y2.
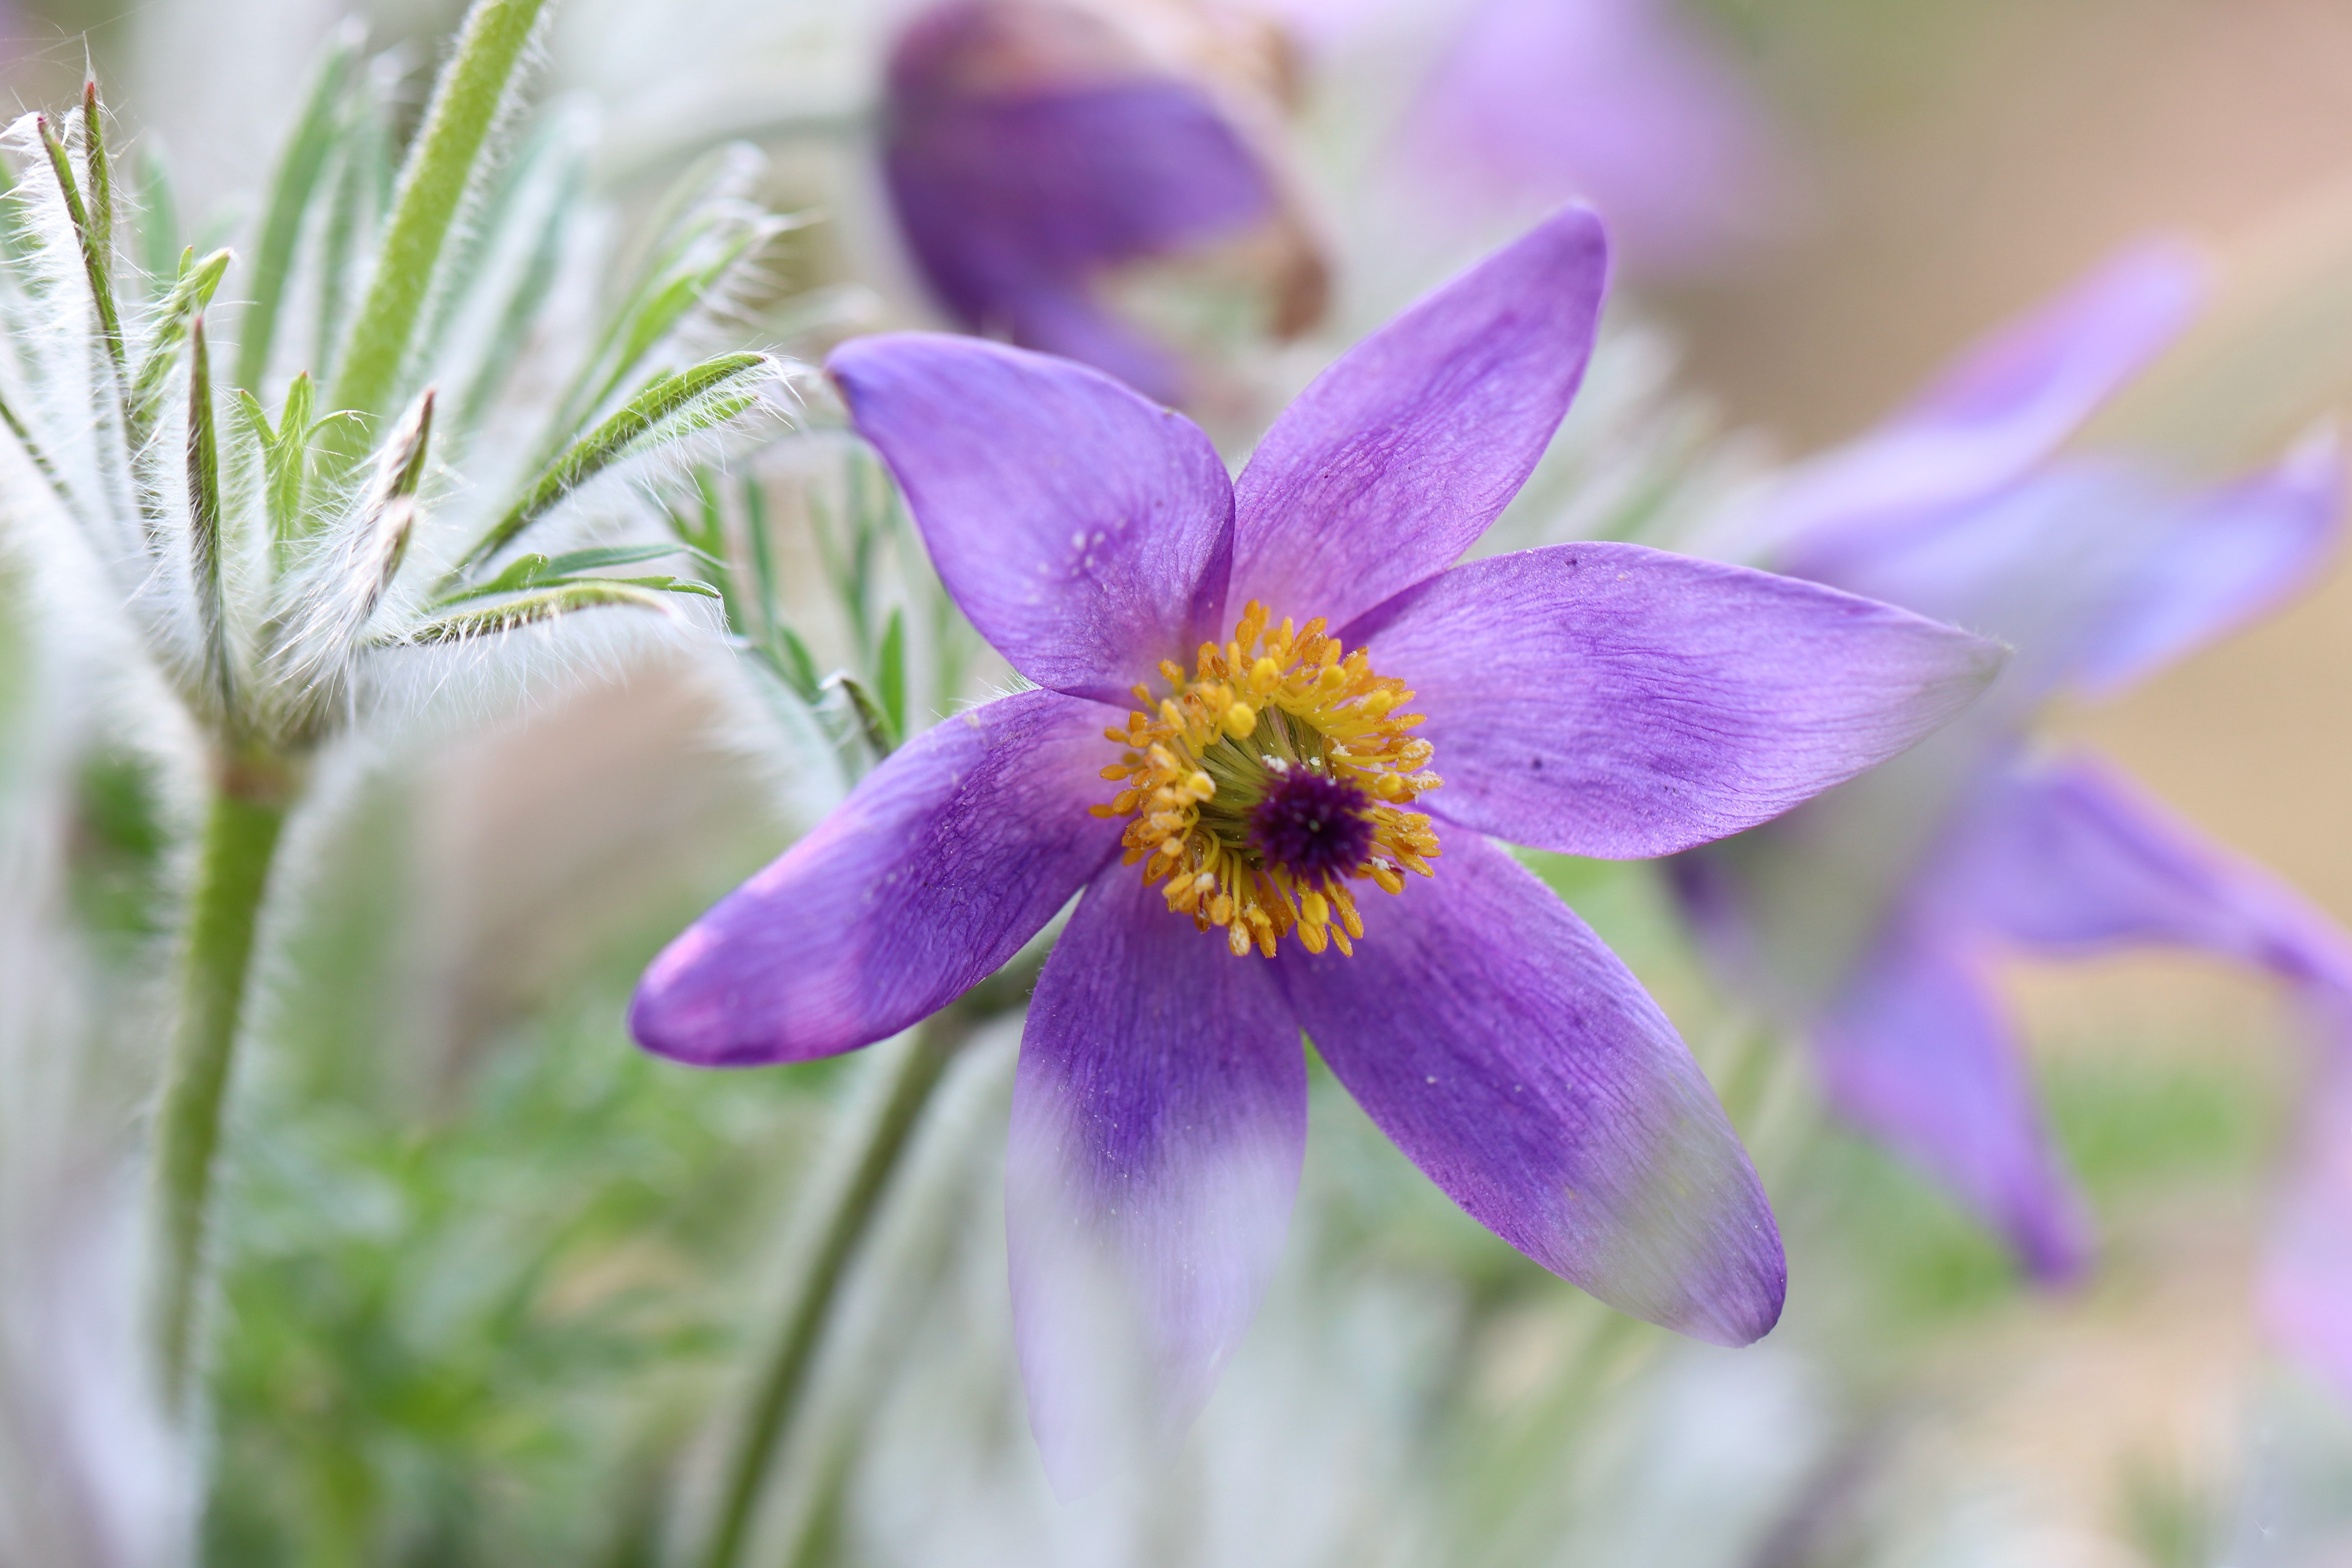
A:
1229;207;1609;632
1279;834;1784;1346
629;690;1120;1066
1940;759;2352;992
1354;542;2005;858
2074;432;2347;698
1008;867;1305;1496
829;334;1234;704
1752;240;2205;559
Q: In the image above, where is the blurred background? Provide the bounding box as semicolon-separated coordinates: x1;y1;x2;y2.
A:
4;0;2352;1564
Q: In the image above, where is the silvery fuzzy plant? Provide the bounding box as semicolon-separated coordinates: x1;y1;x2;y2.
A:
0;0;793;1423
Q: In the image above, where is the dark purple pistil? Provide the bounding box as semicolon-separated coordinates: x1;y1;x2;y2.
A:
1247;770;1375;882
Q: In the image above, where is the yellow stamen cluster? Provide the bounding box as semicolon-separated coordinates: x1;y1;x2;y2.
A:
1088;599;1445;957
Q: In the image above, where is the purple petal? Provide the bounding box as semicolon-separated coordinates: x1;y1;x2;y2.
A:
1275;833;1783;1345
1809;920;2092;1283
2263;996;2352;1401
1007;864;1304;1494
1227;208;1608;631
1350;542;2004;858
1752;242;2203;561
630;690;1122;1065
883;20;1275;405
2073;435;2345;697
1935;757;2352;991
1403;0;1780;272
830;334;1234;704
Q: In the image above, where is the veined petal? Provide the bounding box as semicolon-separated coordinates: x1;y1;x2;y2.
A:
1936;757;2352;990
2073;433;2345;697
1008;866;1304;1495
1276;833;1783;1346
630;690;1121;1065
1227;207;1607;630
1354;543;2004;858
1747;241;2203;562
829;334;1234;703
1810;921;2092;1283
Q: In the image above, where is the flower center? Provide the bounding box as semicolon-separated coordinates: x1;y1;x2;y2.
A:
1089;599;1443;957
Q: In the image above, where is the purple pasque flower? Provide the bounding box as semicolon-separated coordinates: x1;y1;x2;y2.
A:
882;0;1321;407
1670;243;2352;1311
1399;0;1783;273
632;209;2004;1485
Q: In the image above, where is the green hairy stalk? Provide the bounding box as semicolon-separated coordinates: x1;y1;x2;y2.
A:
322;0;550;466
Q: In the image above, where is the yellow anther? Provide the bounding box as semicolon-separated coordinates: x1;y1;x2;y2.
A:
1332;887;1364;940
1091;594;1446;958
1330;926;1354;956
1131;684;1154;706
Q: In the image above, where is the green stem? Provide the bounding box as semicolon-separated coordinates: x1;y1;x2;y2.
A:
320;0;549;475
697;973;1031;1568
151;770;293;1414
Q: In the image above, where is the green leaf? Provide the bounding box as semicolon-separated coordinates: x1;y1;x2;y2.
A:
186;316;232;717
774;623;821;704
447;353;771;578
533;145;788;459
260;392;433;735
393;581;678;646
38;109;125;393
236;23;360;392
319;0;554;477
742;472;780;641
0;388;71;507
430;544;711;608
827;672;896;759
876;605;906;745
127;246;231;446
451;126;586;444
79;81;114;302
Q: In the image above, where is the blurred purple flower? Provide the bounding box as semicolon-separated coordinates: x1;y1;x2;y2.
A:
882;0;1324;405
632;210;2002;1485
1670;245;2352;1348
1401;0;1783;273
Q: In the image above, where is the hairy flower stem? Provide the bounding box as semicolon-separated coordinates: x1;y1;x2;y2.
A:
697;965;1036;1568
150;767;294;1414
